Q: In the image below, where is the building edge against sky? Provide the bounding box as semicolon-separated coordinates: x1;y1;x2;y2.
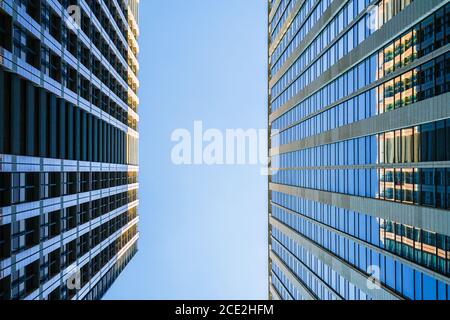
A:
268;0;450;300
0;0;139;300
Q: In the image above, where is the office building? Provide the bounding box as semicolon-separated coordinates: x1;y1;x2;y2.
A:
268;0;450;300
0;0;140;300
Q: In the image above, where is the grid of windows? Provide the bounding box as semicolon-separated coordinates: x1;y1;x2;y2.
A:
0;0;140;300
272;119;450;209
0;171;138;207
269;0;450;300
0;69;138;165
272;52;450;147
270;0;415;111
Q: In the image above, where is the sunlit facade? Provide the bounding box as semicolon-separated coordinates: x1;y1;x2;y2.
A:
268;0;450;300
0;0;140;300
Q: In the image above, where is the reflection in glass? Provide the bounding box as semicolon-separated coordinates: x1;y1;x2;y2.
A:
380;219;449;276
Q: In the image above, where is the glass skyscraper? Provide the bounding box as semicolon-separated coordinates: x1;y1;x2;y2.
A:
0;0;140;300
268;0;450;300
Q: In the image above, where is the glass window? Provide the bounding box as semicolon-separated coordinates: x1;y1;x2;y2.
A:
420;122;436;162
423;274;437;300
401;128;414;163
385;131;395;164
419;16;435;57
421;169;436;207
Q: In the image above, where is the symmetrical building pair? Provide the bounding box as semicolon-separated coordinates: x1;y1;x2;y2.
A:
1;0;450;301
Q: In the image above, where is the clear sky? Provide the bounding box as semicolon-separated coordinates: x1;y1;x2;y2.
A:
104;0;268;299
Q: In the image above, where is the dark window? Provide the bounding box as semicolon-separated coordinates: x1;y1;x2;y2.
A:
13;25;40;69
420;122;436;162
435;55;445;95
0;70;11;155
436;168;446;209
41;172;61;199
49;9;61;41
0;276;11;300
18;0;41;23
446;3;450;45
447;169;450;210
11;216;39;253
435;8;445;49
436;120;446;161
38;89;48;158
0;173;11;207
419;16;434;58
421;169;436;207
0;223;11;260
62;206;77;232
48;287;60;300
0;9;12;51
10;173;40;205
78;202;91;225
58;99;67;159
417;61;435;100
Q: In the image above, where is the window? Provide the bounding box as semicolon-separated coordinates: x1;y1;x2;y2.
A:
385;131;395;164
435;8;445;49
11;217;39;253
0;224;11;260
421;122;436;162
11;173;40;205
63;63;77;92
18;0;40;22
0;9;12;51
40;210;60;241
49;9;61;41
13;25;40;69
401;128;414;163
41;172;61;199
61;206;77;232
421;169;436;207
420;16;435;57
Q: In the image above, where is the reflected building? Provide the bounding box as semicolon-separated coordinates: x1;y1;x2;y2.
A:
268;0;450;300
0;0;140;300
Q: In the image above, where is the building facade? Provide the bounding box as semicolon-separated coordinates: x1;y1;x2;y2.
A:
0;0;140;300
268;0;450;300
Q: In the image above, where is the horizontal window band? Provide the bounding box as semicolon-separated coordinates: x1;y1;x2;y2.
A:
271;202;450;286
270;92;450;156
270;268;297;300
270;216;401;300
0;207;139;278
271;161;450;171
270;42;450;134
0;154;139;173
0;184;139;224
270;250;318;300
270;182;450;237
0;56;138;136
272;237;344;299
269;0;447;123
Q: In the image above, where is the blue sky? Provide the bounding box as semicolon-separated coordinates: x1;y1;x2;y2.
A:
104;0;268;299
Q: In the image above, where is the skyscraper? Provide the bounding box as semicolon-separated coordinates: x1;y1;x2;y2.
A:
268;0;450;300
0;0;140;300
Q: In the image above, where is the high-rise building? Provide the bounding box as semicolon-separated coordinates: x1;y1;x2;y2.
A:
0;0;140;300
268;0;450;300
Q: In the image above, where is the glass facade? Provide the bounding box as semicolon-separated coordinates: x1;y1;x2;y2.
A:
0;0;140;300
268;0;450;300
